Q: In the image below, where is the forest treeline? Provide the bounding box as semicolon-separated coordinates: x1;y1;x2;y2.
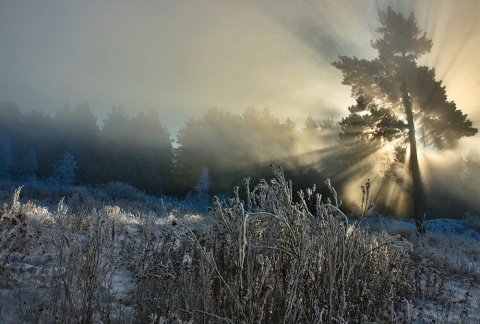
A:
0;100;339;195
1;100;479;217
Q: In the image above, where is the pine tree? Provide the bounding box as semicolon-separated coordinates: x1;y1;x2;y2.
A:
302;114;319;136
54;151;78;185
333;7;477;233
194;167;212;203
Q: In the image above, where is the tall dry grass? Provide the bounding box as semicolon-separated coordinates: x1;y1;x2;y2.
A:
0;168;479;323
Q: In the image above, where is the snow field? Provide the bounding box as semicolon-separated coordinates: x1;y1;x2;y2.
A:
0;178;479;323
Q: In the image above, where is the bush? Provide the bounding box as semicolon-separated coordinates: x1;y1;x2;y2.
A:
1;170;478;322
98;181;151;202
131;164;415;322
53;151;78;185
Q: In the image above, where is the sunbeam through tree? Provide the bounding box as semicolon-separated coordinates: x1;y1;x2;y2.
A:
333;7;478;233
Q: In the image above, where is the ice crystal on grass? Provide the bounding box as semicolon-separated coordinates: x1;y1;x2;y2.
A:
172;164;415;322
0;170;479;323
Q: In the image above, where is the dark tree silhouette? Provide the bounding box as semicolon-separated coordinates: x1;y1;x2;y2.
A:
0;101;23;136
16;146;38;177
54;102;100;183
333;7;477;233
98;107;132;184
174;108;244;195
129;110;173;194
0;134;13;179
302;114;319;136
98;107;173;194
174;107;301;195
22;110;57;178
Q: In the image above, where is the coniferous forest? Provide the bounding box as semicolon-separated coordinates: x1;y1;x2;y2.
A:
1;100;479;218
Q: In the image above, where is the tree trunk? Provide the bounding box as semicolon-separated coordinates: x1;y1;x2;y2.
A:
401;80;425;234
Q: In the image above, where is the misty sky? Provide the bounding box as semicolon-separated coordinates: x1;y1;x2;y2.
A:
1;0;479;151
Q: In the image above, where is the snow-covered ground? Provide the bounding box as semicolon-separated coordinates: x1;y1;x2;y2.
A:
362;216;480;241
362;216;480;323
1;186;479;323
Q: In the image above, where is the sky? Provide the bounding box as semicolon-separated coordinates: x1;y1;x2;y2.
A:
1;0;479;151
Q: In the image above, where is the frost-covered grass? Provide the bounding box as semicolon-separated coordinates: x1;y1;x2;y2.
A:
0;170;479;323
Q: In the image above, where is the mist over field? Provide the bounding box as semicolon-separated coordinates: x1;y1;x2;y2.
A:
1;0;479;133
0;100;478;218
1;0;480;218
1;2;480;321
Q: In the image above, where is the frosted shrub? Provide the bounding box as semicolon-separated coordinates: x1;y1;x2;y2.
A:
0;186;28;268
123;213;203;322
194;167;213;205
0;187;46;290
99;181;151;202
53;151;78;185
0;178;476;322
168;165;415;323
